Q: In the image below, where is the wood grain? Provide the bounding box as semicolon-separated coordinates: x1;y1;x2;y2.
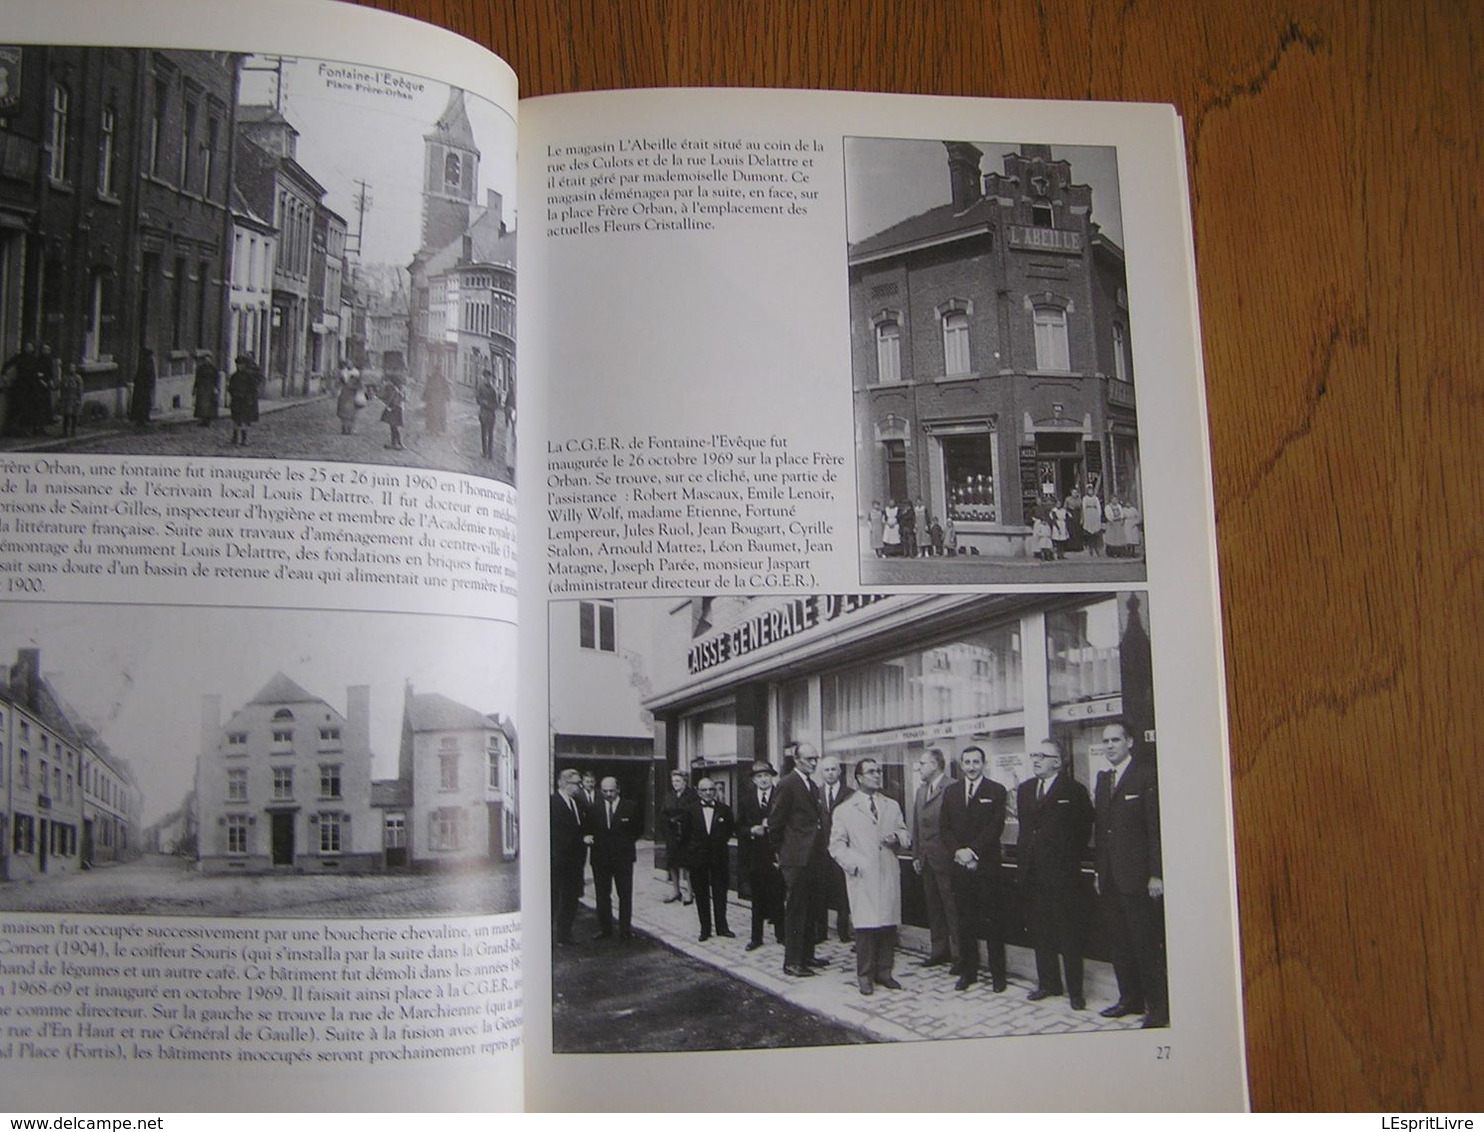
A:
347;0;1482;1111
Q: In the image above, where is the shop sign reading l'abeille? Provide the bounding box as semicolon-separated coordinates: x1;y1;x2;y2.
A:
687;594;890;675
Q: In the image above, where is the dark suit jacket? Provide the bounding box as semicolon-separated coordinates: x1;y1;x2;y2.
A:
1016;774;1093;890
589;797;642;869
941;775;1008;869
737;787;778;874
767;769;822;868
911;774;953;869
819;783;854;846
1095;757;1162;895
680;800;736;870
551;792;587;866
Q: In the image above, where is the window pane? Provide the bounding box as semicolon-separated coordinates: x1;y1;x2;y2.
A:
943;433;996;521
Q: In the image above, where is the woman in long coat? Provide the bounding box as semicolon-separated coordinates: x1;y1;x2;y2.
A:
829;763;911;994
129;348;156;427
193;354;220;426
228;354;261;445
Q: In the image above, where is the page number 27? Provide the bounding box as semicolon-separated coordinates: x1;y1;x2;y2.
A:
1155;1046;1172;1060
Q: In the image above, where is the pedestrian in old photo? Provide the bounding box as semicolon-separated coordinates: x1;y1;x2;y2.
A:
130;347;156;427
682;777;735;941
1122;500;1143;559
942;743;1009;991
1104;497;1127;557
550;768;587;947
1017;740;1094;1010
768;740;827;977
422;368;451;436
57;362;84;439
589;776;640;941
193;353;220;427
34;344;57;435
738;760;784;951
476;373;500;458
900;497;918;558
335;366;365;435
1032;504;1054;561
910;746;959;973
1094;720;1167;1028
1050;500;1071;559
942;513;958;555
1081;489;1105;556
660;768;696;904
228;354;260;445
815;754;853;944
881;500;901;555
829;758;910;996
868;500;885;557
380;374;406;450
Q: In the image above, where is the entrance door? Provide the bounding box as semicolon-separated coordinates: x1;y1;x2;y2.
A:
271;812;295;866
38;818;48;872
383;813;406;869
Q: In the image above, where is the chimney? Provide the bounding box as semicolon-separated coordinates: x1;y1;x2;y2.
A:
944;142;984;213
346;685;371;760
201;694;221;752
13;648;40;705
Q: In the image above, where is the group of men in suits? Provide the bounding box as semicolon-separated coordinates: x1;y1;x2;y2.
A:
550;719;1166;1029
550;768;643;945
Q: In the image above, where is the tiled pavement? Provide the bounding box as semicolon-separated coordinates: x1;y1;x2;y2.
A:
583;867;1146;1044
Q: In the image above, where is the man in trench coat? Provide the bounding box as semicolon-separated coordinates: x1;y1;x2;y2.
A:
829;757;911;995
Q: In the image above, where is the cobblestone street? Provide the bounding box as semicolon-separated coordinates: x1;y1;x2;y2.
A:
3;390;515;485
555;854;1147;1050
0;852;519;918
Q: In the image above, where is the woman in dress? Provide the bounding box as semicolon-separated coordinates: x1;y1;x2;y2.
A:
881;500;902;556
868;500;885;557
380;376;406;450
129;348;156;427
193;354;220;427
1104;497;1127;558
335;367;364;435
57;362;84;439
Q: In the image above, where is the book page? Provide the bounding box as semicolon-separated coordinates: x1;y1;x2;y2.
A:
519;88;1245;1111
0;0;522;1112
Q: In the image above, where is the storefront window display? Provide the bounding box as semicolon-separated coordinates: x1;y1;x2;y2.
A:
681;699;744;807
821;622;1022;802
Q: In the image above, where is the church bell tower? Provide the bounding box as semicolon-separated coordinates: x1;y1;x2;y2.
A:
421;86;480;253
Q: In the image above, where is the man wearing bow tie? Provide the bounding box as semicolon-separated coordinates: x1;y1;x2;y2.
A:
682;777;736;942
589;776;641;941
738;760;785;951
1094;720;1168;1028
942;744;1009;991
768;741;828;977
1017;740;1094;1009
550;768;588;947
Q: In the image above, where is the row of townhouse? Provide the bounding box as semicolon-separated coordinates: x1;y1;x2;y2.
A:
0;648;141;882
0;45;376;427
194;672;516;874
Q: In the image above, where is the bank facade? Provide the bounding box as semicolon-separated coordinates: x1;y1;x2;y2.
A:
850;142;1141;556
643;592;1157;951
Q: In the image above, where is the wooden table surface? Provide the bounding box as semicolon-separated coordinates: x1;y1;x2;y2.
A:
350;0;1482;1112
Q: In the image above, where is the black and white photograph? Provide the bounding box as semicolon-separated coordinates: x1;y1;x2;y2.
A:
0;44;516;482
0;604;519;917
547;591;1167;1052
847;138;1144;585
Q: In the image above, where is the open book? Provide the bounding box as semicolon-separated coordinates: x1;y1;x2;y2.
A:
0;0;1247;1112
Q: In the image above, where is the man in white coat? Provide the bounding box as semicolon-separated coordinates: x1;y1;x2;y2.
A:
829;757;912;996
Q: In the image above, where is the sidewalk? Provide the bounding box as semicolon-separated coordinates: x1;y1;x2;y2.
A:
0;392;326;454
587;862;1145;1044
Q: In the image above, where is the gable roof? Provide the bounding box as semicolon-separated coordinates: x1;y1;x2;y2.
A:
849;196;997;264
405;691;492;733
247;672;322;706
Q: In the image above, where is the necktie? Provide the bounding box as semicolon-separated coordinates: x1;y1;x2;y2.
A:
870;795;878;820
1037;780;1045;802
606;801;613;829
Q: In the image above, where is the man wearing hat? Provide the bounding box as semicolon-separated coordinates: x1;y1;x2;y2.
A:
738;760;785;951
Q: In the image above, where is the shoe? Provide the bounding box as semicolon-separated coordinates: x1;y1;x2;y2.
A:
716;928;736;938
805;957;829;968
1141;1012;1170;1029
858;978;874;996
875;977;903;990
745;940;765;952
682;897;694;906
918;955;952;968
1027;988;1058;1002
590;929;613;941
955;975;977;991
992;977;1008;993
662;894;682;904
1070;996;1087;1011
1100;1001;1144;1019
783;965;816;978
698;930;711;942
839;932;853;943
